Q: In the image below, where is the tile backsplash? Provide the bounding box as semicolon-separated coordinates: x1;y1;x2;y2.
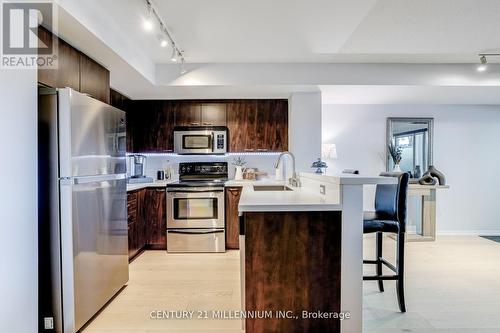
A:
129;153;291;180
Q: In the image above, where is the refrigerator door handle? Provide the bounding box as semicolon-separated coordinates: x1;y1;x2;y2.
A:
67;173;127;185
59;180;76;333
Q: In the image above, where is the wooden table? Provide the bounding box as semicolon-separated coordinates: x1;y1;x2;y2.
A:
392;184;449;242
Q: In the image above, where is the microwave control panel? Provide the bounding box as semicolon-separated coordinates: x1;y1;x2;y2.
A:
217;134;225;149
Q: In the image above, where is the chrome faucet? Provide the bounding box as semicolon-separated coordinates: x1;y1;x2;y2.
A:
274;151;301;187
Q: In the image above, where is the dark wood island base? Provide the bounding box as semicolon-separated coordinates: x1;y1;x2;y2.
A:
242;211;342;333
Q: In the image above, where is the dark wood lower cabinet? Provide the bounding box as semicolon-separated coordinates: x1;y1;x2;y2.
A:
144;188;167;249
225;187;242;249
243;211;342;333
127;187;166;260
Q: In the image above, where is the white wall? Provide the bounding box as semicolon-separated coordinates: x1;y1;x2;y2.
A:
289;92;322;172
322;104;500;234
0;69;38;331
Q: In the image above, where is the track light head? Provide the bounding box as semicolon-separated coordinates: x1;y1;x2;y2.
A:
477;55;488;72
143;4;154;31
171;48;178;62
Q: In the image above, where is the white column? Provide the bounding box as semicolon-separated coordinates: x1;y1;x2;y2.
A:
288;92;322;172
340;184;364;333
0;69;38;332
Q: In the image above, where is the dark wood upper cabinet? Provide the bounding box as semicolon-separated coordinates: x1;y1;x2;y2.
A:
127;100;174;152
37;27;110;104
110;89;129;111
225;187;242;249
227;99;288;152
38;27;80;91
173;101;202;126
79;53;110;104
201;103;227;126
126;99;287;153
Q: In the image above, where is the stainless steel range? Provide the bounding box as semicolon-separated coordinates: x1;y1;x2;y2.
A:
166;162;228;253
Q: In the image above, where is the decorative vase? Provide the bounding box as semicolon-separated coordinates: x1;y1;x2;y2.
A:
428;165;446;185
393;163;402;172
419;171;437;185
235;166;244;180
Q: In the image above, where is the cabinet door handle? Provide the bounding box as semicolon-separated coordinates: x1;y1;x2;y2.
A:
257;148;268;152
203;122;213;125
190;122;200;126
244;148;254;152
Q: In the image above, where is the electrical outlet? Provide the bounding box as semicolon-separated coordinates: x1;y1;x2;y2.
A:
320;184;326;195
44;317;54;330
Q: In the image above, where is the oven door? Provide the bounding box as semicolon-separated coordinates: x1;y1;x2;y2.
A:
167;188;225;229
174;130;214;154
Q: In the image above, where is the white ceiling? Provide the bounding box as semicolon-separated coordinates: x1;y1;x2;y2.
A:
89;0;500;64
53;0;500;103
320;85;500;104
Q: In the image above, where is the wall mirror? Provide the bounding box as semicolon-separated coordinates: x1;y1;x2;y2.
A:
386;117;434;178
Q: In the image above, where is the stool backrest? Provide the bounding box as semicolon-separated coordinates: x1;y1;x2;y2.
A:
375;172;410;232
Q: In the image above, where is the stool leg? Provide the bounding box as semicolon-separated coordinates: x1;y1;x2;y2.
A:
376;231;384;292
396;232;406;312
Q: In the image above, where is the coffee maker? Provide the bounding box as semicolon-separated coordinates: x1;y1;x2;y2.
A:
129;154;146;178
127;155;153;183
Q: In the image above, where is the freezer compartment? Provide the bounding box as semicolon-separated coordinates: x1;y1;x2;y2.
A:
60;176;129;332
167;229;226;253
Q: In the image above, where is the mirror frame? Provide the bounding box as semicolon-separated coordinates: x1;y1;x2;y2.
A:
386;117;434;176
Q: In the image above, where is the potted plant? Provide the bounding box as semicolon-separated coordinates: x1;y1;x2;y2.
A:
232;156;247;180
388;142;403;172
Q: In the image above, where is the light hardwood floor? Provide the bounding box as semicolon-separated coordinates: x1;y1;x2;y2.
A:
82;236;500;333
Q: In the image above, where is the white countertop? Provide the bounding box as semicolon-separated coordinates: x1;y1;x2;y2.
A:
126;179;177;192
238;184;343;212
238;173;398;212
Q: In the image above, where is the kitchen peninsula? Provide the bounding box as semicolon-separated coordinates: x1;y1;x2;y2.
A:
238;173;397;333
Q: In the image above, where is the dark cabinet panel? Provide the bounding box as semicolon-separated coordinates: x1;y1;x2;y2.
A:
127;100;175;153
37;27;80;91
261;99;288;151
226;100;256;152
37;27;110;105
227;99;288;152
110;89;129;111
80;54;110;104
201;103;227;126
173;101;202;126
225;187;242;249
144;188;167;249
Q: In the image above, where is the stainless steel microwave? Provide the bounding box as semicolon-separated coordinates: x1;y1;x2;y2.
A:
173;126;228;155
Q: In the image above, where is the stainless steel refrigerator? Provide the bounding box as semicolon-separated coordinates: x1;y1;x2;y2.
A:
38;87;129;333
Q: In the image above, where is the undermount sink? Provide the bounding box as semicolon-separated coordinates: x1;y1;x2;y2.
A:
253;185;293;191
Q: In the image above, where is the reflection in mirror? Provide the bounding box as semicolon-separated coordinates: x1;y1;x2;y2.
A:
387;118;433;178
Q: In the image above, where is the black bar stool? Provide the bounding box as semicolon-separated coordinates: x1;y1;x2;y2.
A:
363;172;410;312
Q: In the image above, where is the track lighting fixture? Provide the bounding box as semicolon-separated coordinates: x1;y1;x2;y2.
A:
142;0;185;65
477;55;487;72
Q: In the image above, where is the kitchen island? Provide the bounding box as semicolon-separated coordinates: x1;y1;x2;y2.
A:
238;173;397;333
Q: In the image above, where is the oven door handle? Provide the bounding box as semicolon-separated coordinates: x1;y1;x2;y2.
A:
167;187;224;193
168;230;224;235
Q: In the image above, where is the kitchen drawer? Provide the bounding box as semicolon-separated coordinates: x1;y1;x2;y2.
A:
167;229;225;253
